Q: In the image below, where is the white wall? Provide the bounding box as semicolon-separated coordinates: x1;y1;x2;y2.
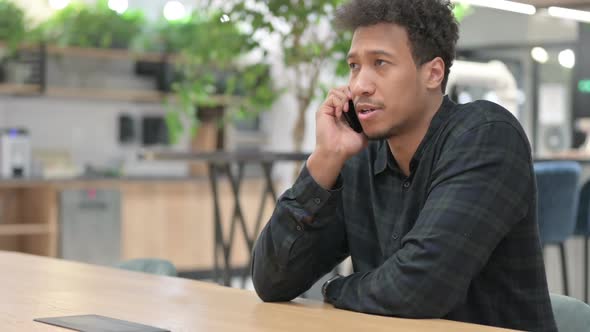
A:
0;96;189;176
458;8;578;48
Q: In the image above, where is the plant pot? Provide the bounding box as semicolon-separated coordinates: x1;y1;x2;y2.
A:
134;60;160;76
189;105;226;176
156;61;175;92
133;60;176;92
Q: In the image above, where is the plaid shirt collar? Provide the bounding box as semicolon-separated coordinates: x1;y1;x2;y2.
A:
374;95;456;176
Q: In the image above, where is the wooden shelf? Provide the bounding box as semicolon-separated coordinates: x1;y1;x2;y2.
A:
0;223;54;236
0;83;168;102
46;87;168;103
0;41;176;63
0;83;41;95
46;45;177;63
0;83;240;104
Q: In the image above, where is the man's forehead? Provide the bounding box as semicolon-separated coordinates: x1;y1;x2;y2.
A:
348;23;409;57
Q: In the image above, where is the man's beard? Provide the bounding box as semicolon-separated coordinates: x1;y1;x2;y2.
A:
365;126;400;141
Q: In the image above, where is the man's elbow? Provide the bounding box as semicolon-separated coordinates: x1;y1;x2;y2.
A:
254;283;287;302
251;256;299;302
252;272;298;302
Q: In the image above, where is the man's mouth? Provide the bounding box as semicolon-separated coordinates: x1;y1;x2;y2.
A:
360;108;377;114
356;102;383;115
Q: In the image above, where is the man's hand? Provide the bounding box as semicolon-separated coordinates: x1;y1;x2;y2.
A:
307;87;367;190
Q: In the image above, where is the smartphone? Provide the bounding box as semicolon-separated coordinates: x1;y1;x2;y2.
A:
343;99;363;133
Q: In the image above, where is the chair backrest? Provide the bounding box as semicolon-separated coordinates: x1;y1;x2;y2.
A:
575;180;590;236
534;161;581;245
550;293;590;332
114;258;177;277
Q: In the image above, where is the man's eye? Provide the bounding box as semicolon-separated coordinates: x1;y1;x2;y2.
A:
375;59;386;66
349;63;358;70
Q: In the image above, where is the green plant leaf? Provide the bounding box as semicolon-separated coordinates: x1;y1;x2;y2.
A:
0;0;26;51
36;0;145;49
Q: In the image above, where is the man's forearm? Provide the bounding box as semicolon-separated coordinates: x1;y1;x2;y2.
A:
251;165;349;302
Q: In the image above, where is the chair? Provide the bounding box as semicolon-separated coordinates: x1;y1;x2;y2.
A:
550;293;590;332
114;258;177;277
534;161;581;296
575;180;590;303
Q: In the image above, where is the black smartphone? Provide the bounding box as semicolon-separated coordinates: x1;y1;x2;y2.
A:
343;99;363;133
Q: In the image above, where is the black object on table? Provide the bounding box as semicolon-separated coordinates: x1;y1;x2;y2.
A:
140;150;310;287
34;314;169;332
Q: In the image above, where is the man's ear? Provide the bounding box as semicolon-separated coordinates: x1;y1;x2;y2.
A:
422;57;445;91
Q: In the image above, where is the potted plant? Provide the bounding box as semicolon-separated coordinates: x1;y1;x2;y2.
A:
34;0;144;49
453;3;473;23
157;10;277;145
0;0;27;82
0;0;26;50
28;0;147;89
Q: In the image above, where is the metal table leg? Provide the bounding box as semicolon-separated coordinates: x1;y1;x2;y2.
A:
209;159;282;288
223;162;249;286
208;163;233;286
209;161;252;287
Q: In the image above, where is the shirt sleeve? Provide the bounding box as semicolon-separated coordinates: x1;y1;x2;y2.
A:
251;164;349;302
325;122;534;318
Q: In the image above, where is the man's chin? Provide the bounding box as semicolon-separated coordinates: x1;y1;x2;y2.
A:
365;128;398;141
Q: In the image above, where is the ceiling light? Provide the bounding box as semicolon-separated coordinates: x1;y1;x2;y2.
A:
163;1;187;21
531;47;549;63
452;0;536;15
558;49;575;69
548;6;590;23
48;0;70;10
108;0;128;14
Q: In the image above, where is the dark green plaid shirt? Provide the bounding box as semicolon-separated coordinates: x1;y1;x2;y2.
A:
252;96;557;331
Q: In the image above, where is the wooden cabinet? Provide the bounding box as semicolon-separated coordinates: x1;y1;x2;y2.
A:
0;186;58;257
0;178;273;272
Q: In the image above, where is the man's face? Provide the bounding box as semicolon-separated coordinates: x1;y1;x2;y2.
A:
347;23;432;140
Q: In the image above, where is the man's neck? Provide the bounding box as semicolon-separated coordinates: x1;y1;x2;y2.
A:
387;94;444;177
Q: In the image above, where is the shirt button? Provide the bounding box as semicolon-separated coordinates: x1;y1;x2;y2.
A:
403;181;410;189
296;226;302;231
313;198;321;204
392;233;398;240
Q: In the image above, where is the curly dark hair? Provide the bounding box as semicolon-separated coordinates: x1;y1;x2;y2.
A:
334;0;459;92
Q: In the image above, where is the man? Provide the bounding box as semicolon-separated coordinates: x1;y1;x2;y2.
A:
251;0;557;331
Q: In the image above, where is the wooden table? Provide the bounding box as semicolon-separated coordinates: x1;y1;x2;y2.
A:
0;251;516;331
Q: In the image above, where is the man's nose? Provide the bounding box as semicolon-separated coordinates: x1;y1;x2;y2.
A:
350;69;376;97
